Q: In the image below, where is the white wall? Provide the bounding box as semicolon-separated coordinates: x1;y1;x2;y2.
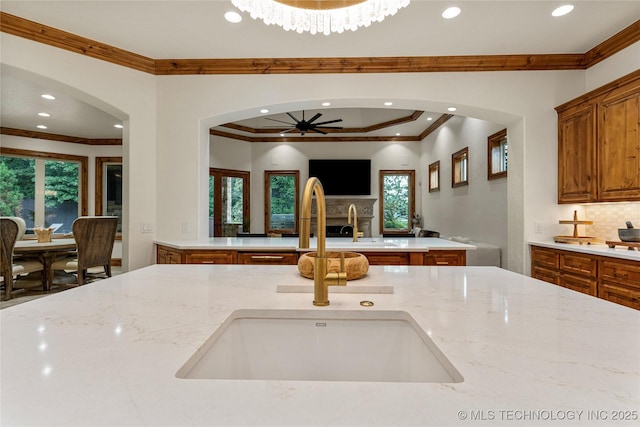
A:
421;117;508;264
2;34;157;271
4;32;638;274
245;139;422;234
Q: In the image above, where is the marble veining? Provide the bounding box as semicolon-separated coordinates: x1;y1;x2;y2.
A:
1;265;638;426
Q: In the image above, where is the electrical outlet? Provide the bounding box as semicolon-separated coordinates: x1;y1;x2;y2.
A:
181;222;189;233
140;223;152;233
534;222;542;234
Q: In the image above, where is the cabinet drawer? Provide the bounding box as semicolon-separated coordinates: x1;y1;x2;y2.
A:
424;251;465;266
560;253;597;278
561;273;597;296
600;260;640;289
532;266;560;285
185;250;236;264
531;246;559;269
360;252;409;265
237;252;298;265
599;282;640;310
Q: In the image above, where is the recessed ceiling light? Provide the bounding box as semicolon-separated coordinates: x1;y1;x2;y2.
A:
442;6;461;19
447;106;457;112
36;125;47;129
225;11;242;23
395;133;401;136
384;101;393;106
38;112;50;117
552;5;574;17
322;102;331;107
41;94;55;100
427;117;433;121
260;109;269;114
280;133;285;137
114;124;124;129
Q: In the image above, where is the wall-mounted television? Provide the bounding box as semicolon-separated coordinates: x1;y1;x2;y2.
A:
308;159;371;196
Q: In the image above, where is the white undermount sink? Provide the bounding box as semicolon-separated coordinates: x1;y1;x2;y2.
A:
176;309;463;383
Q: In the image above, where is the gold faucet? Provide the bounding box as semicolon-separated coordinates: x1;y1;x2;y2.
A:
299;177;347;306
347;203;364;242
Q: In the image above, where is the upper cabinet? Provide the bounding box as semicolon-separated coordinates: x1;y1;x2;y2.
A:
556;70;640;203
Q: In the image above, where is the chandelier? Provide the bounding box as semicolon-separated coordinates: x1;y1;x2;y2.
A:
231;0;410;35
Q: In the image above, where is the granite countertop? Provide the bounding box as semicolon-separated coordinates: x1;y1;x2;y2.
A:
1;265;638;426
155;236;476;252
530;240;640;262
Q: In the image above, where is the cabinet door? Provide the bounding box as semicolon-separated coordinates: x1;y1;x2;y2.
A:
599;282;640;310
360;252;409;265
557;104;597;203
598;89;640;201
531;246;559;269
559;253;597;278
157;246;183;264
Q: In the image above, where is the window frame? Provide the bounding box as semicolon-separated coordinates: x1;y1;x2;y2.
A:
264;170;300;234
488;128;508;180
452;147;469;188
378;169;416;235
428;161;440;192
209;167;250;237
1;147;88;236
96;156;122;237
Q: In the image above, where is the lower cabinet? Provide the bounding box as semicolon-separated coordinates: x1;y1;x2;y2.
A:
531;245;639;310
157;245;468;267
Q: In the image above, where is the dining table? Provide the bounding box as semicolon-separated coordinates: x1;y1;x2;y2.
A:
14;238;77;291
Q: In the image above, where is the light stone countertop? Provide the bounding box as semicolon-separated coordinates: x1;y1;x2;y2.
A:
155;236;477;252
1;264;638;426
530;240;640;262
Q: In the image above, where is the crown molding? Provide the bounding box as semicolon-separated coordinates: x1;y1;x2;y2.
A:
2;12;638;75
1;127;122;145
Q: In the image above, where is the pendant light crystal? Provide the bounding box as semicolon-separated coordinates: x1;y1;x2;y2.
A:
231;0;410;35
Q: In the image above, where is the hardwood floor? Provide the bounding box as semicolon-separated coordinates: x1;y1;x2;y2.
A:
1;267;121;309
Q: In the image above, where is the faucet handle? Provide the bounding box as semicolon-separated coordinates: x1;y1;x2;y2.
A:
325;271;348;286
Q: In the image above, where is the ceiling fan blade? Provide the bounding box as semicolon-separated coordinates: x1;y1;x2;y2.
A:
307;113;322;124
309;128;328;135
265;118;296;125
313;118;343;126
287;112;300;123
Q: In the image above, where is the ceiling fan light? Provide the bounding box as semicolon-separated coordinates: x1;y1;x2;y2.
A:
232;0;410;35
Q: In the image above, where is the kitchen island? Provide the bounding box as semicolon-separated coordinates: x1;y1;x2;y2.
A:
156;236;476;266
1;264;638;426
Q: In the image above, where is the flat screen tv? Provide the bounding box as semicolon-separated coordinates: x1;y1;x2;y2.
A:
308;159;371;196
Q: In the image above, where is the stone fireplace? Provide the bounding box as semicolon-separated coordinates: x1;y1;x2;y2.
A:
310;198;377;237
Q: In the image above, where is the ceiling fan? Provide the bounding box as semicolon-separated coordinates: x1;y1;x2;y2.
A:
265;111;343;135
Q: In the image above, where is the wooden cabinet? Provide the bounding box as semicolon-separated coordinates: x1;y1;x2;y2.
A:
556;70;640;203
184;250;236;264
424;250;466;266
598;87;640;201
557;104;597;203
599;259;640;310
237;252;298;265
157;246;183;264
531;245;639;309
360;252;409;266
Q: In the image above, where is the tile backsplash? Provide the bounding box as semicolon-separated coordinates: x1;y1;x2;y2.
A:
584;203;640;241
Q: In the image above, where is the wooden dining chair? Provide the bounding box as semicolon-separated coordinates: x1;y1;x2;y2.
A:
1;218;44;299
51;216;119;286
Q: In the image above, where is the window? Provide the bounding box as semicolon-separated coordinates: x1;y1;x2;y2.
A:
0;148;88;234
452;147;469;187
209;168;250;237
96;157;122;233
428;161;440;192
488;128;508;180
265;170;299;234
379;170;415;234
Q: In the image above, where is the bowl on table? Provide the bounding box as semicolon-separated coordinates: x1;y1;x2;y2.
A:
618;228;640;242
